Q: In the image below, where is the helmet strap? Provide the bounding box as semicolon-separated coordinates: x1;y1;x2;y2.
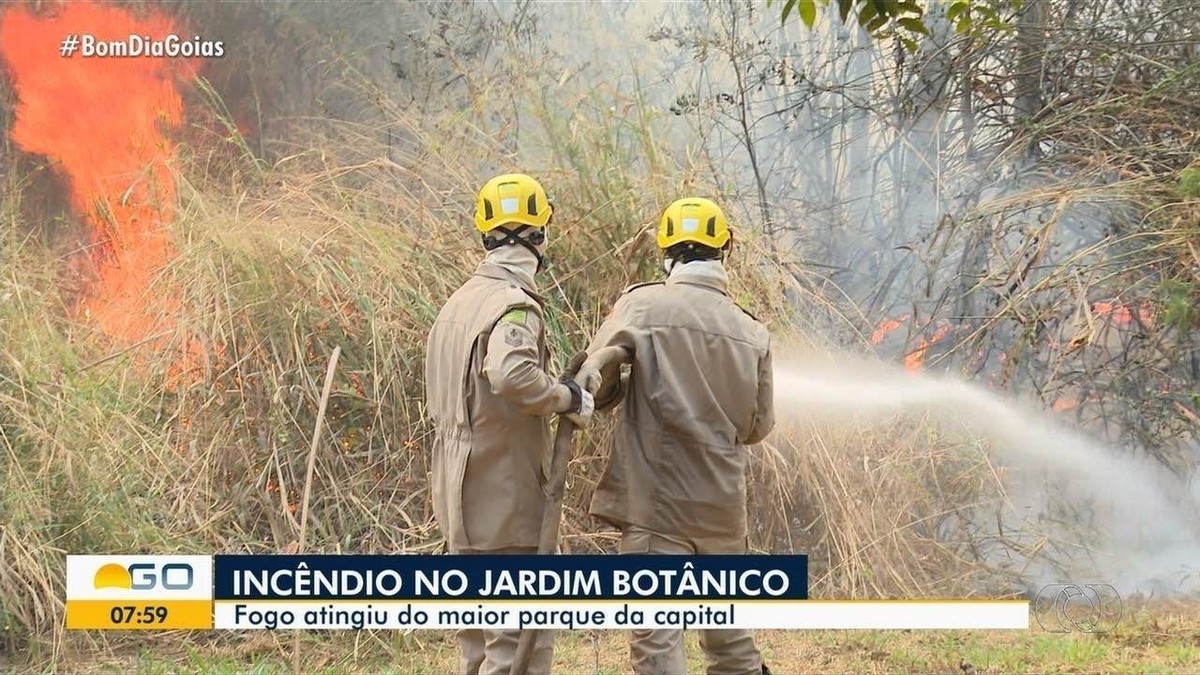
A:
483;225;547;272
664;242;723;266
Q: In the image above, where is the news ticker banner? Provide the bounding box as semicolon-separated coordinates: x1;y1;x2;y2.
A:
66;554;1030;631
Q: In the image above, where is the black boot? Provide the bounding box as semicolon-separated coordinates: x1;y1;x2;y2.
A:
761;664;772;675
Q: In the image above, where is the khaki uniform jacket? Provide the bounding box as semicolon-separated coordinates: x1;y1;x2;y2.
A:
425;260;568;552
584;264;775;551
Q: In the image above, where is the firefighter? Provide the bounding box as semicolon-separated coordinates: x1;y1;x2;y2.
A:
577;197;776;675
425;173;596;675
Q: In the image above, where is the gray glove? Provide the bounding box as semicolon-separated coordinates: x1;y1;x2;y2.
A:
561;379;595;428
559;351;595;428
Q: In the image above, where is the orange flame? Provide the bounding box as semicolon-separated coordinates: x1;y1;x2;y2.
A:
870;314;909;345
872;314;955;372
1;1;204;381
904;323;953;372
1051;397;1078;412
1091;300;1155;327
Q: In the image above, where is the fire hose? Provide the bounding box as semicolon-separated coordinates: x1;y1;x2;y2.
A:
509;346;631;674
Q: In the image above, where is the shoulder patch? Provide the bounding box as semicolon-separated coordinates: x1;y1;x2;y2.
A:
503;324;526;347
500;308;528;324
622;281;665;295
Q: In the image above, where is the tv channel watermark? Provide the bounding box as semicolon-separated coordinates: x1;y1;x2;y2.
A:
66;555;213;630
60;33;224;58
1034;583;1123;633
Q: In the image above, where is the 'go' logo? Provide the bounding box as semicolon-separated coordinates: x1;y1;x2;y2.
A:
93;562;195;591
1034;584;1122;633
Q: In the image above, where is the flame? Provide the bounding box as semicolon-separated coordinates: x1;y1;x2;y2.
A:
1;1;204;383
875;298;1158;377
870;314;909;345
871;314;955;372
1091;300;1155;327
1052;397;1079;412
904;323;954;372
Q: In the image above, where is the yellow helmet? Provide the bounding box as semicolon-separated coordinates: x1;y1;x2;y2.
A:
656;197;731;250
474;173;553;233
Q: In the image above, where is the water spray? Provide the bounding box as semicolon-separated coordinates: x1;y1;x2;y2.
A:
772;353;1200;597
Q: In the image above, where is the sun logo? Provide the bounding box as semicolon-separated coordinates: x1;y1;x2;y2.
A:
93;563;133;590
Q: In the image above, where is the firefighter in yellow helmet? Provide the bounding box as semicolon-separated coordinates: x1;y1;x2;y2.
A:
576;197;776;675
425;174;597;675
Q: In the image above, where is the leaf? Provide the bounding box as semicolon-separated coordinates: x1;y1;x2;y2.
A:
896;1;924;15
799;0;817;26
956;14;975;33
901;36;920;52
780;0;798;21
946;1;969;21
899;17;930;36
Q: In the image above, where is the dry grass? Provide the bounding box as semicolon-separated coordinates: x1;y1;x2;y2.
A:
0;67;798;666
0;111;1074;667
0;93;888;667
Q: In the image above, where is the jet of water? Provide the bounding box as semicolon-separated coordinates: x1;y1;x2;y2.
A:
772;354;1200;597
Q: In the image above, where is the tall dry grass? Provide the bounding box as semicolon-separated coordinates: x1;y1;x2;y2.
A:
0;60;794;664
0;106;1024;670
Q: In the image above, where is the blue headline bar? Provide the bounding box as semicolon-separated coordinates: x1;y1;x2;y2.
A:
213;554;808;601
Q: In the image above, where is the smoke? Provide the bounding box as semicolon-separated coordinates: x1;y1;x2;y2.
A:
772;353;1200;596
601;4;1200;596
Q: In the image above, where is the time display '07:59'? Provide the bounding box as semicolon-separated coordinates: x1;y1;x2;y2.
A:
109;605;168;625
